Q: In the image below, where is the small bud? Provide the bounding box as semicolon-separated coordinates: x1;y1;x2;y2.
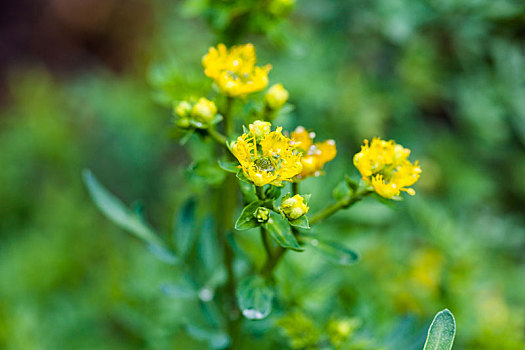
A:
265;83;289;110
254;207;270;223
175;117;191;128
280;194;309;220
268;0;295;17
175;101;192;118
192;97;217;123
249;120;272;140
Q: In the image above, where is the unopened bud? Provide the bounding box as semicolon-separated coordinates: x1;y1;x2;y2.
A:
280;194;309;220
192;98;217;123
175;101;192;118
254;207;270;223
265;83;289;110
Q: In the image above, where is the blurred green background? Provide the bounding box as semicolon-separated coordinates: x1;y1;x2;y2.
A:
1;0;524;349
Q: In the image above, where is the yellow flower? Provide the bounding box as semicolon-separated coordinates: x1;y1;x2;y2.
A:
202;43;272;97
353;138;421;199
230;121;302;187
265;83;289;110
191;97;217;123
281;194;309;220
291;126;337;179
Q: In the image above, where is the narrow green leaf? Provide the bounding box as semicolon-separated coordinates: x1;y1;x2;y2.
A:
264;211;303;251
288;215;310;229
239;181;257;203
82;169;165;247
236;276;274;320
235;201;263;230
173;198;197;258
423;309;456;350
302;236;359;265
218;160;239;173
148;244;179;265
185;325;230;349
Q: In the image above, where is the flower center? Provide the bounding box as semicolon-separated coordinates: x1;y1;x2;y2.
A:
254;157;275;172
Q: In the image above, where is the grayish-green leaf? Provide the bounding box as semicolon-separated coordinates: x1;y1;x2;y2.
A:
423;309;456;350
83;169;165;247
236;169;252;184
218;160;239;173
302;236;359;265
263;211;303;251
148;244;179;265
173;198;197;258
235;201;263;230
288;215;310;229
236;276;274;320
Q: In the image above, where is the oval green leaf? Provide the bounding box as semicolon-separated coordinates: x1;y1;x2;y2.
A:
263;212;303;251
423;309;456;350
236;276;274;320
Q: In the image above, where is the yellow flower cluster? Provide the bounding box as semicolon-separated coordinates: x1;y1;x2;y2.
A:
353;138;421;199
202;43;271;97
291;126;337;179
230;121;302;186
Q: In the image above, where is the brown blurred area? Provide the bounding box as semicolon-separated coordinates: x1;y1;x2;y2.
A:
0;0;153;104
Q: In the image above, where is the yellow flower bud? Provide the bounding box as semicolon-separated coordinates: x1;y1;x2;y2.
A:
175;101;192;117
280;194;309;220
191;98;217;123
249;120;272;140
254;207;270;223
265;83;289;110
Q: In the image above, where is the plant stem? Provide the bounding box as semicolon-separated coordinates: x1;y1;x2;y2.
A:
208;127;228;145
255;185;264;200
224;96;234;138
292;181;299;196
309;189;372;226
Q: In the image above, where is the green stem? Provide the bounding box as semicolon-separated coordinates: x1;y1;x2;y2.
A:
208;128;228;145
224;96;234;138
260;226;272;260
292;181;299;196
309;189;372;226
255;185;265;200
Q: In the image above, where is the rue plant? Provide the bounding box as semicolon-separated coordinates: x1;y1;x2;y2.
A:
82;43;451;349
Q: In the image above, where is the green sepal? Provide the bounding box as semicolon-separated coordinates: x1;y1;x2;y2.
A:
333;180;352;200
263;211;303;251
423;309;456;350
218;160;239;173
344;174;359;192
288;215;310;229
235;201;263;230
236;170;253;185
265;185;282;200
301;236;359;265
236;275;275;320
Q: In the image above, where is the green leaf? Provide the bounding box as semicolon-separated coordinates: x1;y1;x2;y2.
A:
148;244;180;265
333;180;351;200
423;309;456;350
185;325;230;349
210;114;223;125
218;160;239;173
288;215;310;229
235;201;263;230
302;236;359;265
173;198;197;258
236;276;274;320
82;169;165;247
264;211;303;251
190;161;226;185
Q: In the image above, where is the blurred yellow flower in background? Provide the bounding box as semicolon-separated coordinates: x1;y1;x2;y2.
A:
202;43;271;97
230;121;302;186
353;138;421;199
291;126;337;179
